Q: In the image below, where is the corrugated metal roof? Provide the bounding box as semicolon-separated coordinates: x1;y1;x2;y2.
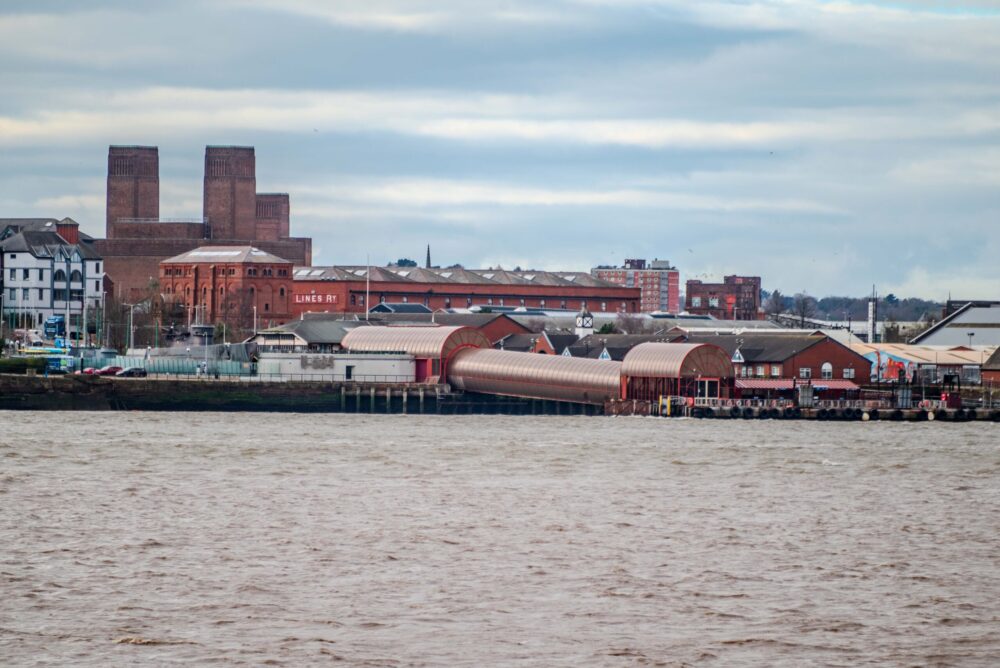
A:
622;342;734;379
448;348;622;404
341;325;490;359
163;246;291;264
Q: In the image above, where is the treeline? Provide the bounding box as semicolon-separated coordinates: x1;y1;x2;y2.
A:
762;290;943;323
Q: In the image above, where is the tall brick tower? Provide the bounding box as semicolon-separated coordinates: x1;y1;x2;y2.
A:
203;146;256;240
106;146;159;237
254;193;290;242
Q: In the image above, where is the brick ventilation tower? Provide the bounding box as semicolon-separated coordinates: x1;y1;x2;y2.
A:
203;146;257;240
254;193;290;242
106;146;159;237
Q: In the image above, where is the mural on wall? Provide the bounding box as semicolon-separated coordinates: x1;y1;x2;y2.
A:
864;351;916;382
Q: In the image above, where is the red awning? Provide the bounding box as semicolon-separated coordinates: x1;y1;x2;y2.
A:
736;379;793;390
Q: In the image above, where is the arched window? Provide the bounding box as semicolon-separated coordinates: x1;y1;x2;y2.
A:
54;269;66;282
70;269;82;282
821;362;833;380
279;287;285;297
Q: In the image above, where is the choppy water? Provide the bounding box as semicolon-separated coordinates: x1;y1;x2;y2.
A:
1;413;999;666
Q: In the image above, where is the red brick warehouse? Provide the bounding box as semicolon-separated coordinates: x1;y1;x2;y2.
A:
159;246;294;329
291;266;641;317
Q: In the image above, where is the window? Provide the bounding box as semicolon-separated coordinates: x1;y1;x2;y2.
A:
755;365;764;377
38;269;44;281
691;297;702;307
498;298;504;306
7;269;13;281
22;288;29;300
279;287;285;297
402;296;408;303
94;281;99;292
540;299;546;308
601;301;607;311
54;269;66;282
22;269;29;280
771;365;781;377
560;300;567;309
7;288;14;300
520;298;526;306
264;303;270;312
467;297;472;306
843;368;855;379
709;297;719;308
740;366;747;377
350;295;356;306
799;367;812;379
95;262;100;273
821;362;833;380
70;269;82;282
487;297;493;305
37;289;44;300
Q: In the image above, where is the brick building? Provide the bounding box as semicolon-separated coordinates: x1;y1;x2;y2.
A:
96;145;311;302
680;332;869;382
291;266;640;318
685;275;762;320
592;258;680;313
159;246;293;330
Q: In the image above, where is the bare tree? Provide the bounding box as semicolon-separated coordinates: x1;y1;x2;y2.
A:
616;312;651;334
764;289;785;317
793;293;818;328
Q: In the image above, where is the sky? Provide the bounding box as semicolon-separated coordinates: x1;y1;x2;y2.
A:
0;0;998;299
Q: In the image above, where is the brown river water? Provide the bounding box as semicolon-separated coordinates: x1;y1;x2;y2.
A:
1;412;999;667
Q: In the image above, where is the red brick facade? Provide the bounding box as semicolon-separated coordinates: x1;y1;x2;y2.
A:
106;146;159;236
733;338;870;382
292;279;640;318
686;275;762;320
159;248;293;328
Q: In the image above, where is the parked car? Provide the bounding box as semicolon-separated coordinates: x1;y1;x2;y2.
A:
116;367;147;378
96;365;123;376
75;367;99;375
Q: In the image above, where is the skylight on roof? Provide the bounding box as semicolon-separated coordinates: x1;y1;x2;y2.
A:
396;270;410;277
294;269;311;276
353;269;367;276
440;272;452;278
562;275;577;281
524;274;535;280
482;273;494;279
309;269;325;276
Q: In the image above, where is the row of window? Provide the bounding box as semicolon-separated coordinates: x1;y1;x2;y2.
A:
163;266;290;278
164;285;286;298
690;296;723;308
359;295;627;311
737;363;857;380
7;288;86;302
6;268;94;283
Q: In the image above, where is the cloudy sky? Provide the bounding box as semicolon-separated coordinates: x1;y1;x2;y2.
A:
1;0;998;298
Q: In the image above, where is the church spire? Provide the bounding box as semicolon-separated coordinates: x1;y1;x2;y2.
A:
425;244;431;269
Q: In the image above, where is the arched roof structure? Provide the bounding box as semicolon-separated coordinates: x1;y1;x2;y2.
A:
622;342;733;379
448;348;622;405
341;325;490;360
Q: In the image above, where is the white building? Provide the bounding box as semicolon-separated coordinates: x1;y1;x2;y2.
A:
0;218;104;343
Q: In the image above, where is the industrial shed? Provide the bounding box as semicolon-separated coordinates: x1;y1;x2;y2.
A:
448;348;623;405
621;342;734;401
341;326;490;382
